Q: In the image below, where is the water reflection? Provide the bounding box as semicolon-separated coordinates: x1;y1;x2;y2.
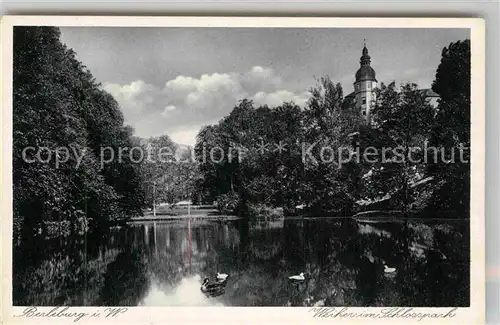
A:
140;275;223;306
13;218;469;307
98;248;149;306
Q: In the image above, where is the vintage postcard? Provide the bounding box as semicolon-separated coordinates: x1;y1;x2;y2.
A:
1;16;485;325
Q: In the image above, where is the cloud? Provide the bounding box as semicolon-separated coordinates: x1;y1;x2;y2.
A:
103;66;310;145
161;105;177;117
169;126;205;146
103;80;166;121
251;90;309;108
165;76;200;93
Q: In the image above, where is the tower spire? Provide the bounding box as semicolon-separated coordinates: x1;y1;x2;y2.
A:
360;40;371;66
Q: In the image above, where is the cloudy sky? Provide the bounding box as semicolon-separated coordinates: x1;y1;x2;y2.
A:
60;27;469;146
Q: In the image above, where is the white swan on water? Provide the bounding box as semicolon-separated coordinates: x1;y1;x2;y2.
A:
384;265;396;273
216;272;228;282
289;272;305;281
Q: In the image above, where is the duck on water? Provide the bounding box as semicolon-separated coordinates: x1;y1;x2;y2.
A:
216;272;229;282
200;273;229;298
201;278;227;298
384;265;396;273
289;272;305;282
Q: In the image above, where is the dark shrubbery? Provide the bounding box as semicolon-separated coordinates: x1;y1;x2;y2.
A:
216;192;240;215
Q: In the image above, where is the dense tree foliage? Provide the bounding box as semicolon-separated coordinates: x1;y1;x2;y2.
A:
302;77;363;214
359;82;435;213
194;78;364;217
195;40;470;220
194;99;305;215
139;134;200;206
426;40;471;216
13;27;144;238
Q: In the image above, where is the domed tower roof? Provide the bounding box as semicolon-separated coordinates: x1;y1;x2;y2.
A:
355;43;377;82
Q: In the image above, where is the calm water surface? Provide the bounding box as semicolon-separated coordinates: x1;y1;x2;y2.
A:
13;218;469;307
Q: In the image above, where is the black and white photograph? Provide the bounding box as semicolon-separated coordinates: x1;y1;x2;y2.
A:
1;16;485;325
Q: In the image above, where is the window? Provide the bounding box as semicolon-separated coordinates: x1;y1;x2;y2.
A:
362;110;366;116
362;97;366;104
367;83;371;89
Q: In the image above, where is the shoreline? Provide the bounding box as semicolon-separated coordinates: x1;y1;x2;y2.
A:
127;215;242;222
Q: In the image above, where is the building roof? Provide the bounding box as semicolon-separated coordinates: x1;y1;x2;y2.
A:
342;92;355;109
345;91;355;98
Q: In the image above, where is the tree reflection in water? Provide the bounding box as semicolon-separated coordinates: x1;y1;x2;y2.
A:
13;218;469;307
98;248;149;306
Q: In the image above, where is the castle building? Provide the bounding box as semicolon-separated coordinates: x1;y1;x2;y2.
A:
343;42;440;122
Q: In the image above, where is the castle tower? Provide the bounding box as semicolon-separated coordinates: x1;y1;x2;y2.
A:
354;42;377;122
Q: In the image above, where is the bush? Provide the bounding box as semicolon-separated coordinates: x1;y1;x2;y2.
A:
246;202;283;221
215;193;239;215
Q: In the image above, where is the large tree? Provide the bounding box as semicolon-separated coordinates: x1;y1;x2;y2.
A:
427;39;471;216
361;82;435;213
194;99;305;214
13;27;144;238
301;77;363;214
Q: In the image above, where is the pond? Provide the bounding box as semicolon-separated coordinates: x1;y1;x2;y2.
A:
13;217;470;307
